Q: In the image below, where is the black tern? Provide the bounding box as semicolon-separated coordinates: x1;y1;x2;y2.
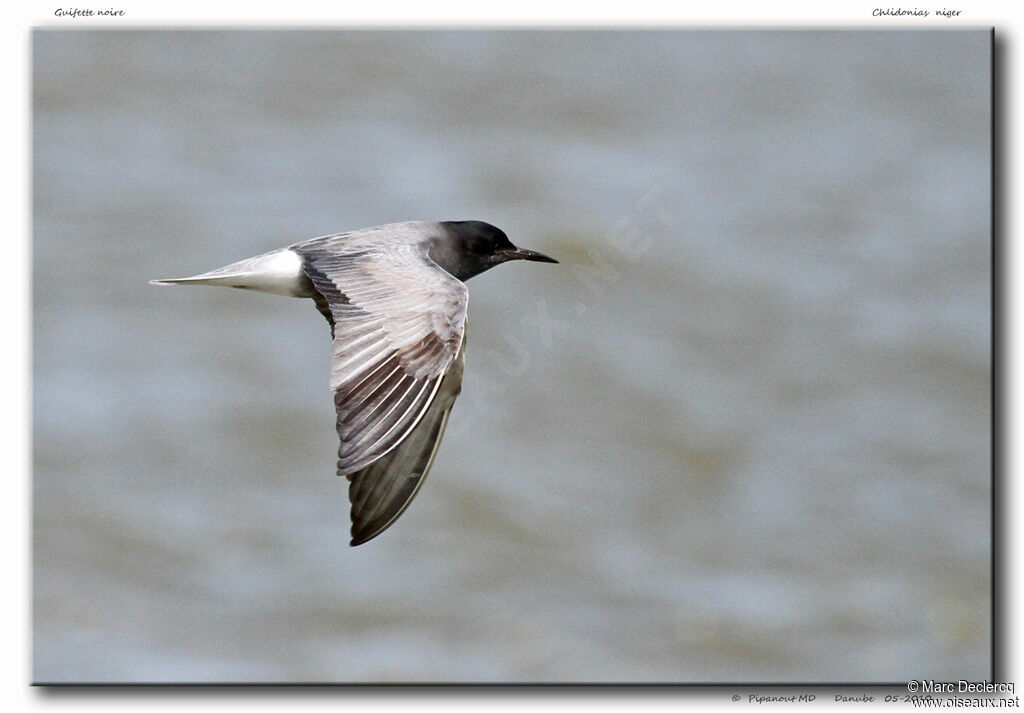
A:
151;220;557;545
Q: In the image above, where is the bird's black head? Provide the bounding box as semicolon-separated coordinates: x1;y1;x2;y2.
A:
432;220;558;281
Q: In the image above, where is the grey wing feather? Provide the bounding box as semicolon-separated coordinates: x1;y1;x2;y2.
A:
295;231;468;479
347;334;465;545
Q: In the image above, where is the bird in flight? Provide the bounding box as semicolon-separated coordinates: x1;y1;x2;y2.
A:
151;221;557;545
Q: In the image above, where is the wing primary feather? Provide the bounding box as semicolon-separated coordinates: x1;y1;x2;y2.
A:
352;377;437;462
337;376;416;453
347;363;461;545
334;355;402;410
336;371;410;451
338;376;425;463
338;366;409;430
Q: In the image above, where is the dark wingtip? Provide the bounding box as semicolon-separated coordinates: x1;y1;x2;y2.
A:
349;528;379;547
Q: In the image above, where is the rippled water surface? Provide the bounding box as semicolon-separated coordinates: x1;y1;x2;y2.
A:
33;29;991;683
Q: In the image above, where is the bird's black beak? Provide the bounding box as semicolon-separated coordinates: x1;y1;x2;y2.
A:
505;247;559;264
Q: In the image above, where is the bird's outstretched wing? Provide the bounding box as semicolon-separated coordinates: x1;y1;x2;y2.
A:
347;333;465;545
295;236;469;482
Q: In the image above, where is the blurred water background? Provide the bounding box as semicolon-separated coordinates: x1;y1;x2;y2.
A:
32;29;991;683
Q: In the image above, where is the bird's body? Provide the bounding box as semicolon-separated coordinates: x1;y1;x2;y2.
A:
151;220;556;545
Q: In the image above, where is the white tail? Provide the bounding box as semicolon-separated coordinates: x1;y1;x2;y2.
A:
149;274;250;287
149;248;313;297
